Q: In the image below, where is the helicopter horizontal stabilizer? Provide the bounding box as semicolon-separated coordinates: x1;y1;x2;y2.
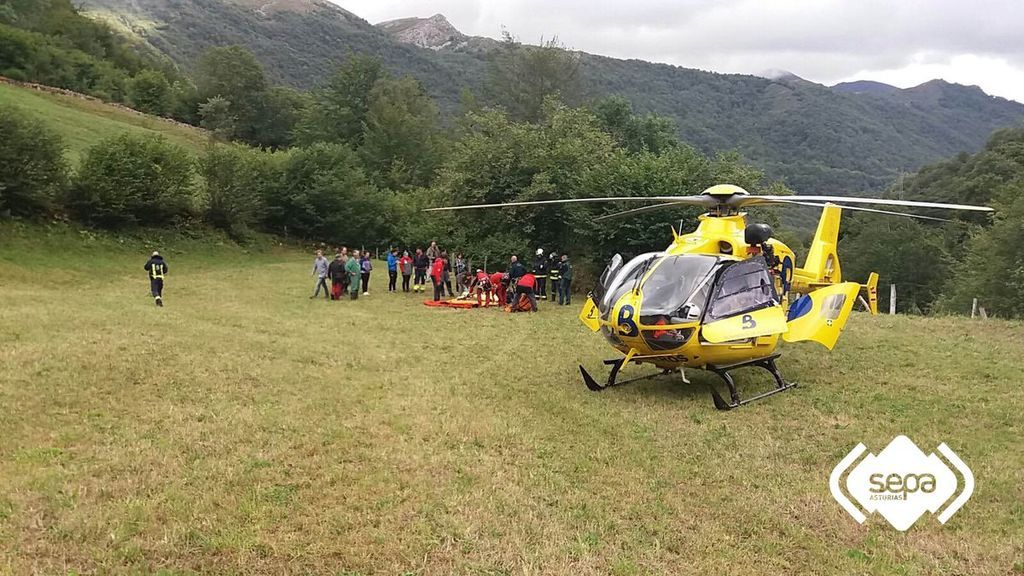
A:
783;282;860;349
578;297;601;332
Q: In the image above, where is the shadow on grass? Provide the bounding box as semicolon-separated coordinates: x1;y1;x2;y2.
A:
591;362;801;410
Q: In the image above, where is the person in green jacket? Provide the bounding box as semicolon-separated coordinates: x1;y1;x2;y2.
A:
345;249;362;300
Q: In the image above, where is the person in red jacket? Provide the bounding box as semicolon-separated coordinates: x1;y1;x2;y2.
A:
469;269;493;307
489;271;507;306
512;272;538;312
430;254;446;301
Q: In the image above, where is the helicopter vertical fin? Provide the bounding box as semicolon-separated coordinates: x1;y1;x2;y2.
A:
863;272;879;316
795;204;843;288
783;282;860;349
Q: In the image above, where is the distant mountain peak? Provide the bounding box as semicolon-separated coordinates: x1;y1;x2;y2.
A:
226;0;355;18
376;13;467;50
759;69;803;82
831;80;902;96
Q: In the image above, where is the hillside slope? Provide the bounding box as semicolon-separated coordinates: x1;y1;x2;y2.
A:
0;80;208;163
79;0;1024;194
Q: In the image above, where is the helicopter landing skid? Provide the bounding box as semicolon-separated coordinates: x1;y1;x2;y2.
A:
580;359;675;392
705;353;796;411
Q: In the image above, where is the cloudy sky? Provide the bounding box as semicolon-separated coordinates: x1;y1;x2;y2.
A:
333;0;1024;103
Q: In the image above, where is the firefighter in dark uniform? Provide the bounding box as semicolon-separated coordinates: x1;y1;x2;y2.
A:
533;248;548;300
144;251;168;307
547;252;560;304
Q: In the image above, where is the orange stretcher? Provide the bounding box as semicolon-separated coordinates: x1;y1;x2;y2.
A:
423;299;479;309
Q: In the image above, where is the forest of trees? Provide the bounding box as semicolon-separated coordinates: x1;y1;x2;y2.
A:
1;0;1022;317
840;128;1024;317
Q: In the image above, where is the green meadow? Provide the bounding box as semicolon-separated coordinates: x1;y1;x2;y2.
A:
0;223;1021;574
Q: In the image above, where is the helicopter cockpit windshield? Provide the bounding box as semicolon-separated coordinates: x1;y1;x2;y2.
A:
637;254;721;323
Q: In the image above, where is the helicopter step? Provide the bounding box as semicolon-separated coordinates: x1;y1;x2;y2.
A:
705;353;796;411
580;358;676;392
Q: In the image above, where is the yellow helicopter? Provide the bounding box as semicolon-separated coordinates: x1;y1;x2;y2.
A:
426;185;992;409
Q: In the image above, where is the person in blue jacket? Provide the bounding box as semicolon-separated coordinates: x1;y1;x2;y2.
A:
386;248;399;293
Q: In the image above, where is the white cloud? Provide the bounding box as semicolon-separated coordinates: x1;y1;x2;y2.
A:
333;0;1024;102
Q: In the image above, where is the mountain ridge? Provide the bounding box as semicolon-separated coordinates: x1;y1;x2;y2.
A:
76;0;1024;194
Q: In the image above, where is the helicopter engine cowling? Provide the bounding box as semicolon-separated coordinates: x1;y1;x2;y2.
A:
744;223;773;245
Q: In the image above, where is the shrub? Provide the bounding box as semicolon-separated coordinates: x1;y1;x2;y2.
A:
69;134;195;228
263;143;389;243
128;69;172;116
0;104;69;217
200;143;283;238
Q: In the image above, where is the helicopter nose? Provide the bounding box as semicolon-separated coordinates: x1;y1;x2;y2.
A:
613;303;639;338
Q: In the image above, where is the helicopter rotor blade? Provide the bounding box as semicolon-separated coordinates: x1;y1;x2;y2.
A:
422;196;712;212
774;200;955;222
595;198;959;222
593;201;701;221
732;195;993;212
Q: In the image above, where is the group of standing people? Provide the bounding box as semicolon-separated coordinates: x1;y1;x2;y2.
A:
382;241;453;297
311;247;374;301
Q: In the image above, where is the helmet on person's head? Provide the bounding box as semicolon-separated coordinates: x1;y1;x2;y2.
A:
536;248;544;256
152;251;159;257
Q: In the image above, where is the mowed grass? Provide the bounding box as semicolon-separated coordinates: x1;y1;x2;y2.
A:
0;82;208;165
1;224;1022;575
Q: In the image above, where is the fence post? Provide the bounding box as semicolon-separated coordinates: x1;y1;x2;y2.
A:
971;298;978;319
889;284;897;315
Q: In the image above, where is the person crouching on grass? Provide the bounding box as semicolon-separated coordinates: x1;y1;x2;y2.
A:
346;250;362;300
489;271;507;306
470;269;493;307
512;271;539;312
144;251;168;307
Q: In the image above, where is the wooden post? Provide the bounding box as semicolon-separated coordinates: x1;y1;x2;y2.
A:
979;306;988;320
889;284;897;315
971;298;978;319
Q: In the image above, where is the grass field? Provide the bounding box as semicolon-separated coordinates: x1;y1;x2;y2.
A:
0;82;208;165
1;223;1022;575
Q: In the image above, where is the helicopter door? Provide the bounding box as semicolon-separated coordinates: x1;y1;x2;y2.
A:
782;282;860;349
701;258;788;343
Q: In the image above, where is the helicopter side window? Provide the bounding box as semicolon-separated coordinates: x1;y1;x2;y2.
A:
706;257;779;322
593;253;623;305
